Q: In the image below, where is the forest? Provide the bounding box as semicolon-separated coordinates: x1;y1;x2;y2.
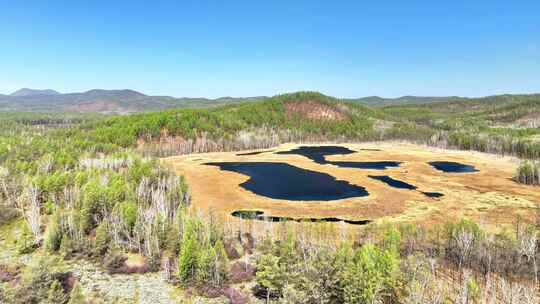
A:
0;92;539;303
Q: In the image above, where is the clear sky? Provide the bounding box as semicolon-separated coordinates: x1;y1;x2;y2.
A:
1;0;539;98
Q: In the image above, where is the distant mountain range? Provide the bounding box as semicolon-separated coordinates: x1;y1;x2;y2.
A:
0;88;265;113
345;95;462;106
0;87;521;113
10;88;61;97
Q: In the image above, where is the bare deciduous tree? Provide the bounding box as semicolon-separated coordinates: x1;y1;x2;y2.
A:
19;183;41;240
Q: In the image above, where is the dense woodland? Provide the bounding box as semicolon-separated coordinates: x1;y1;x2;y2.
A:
0;92;539;303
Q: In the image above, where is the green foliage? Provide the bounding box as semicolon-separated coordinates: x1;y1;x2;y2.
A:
381;226;401;253
94;221;110;256
212;239;229;285
447;218;484;243
465;277;480;303
17;221;37;254
256;253;286;299
43;211;63;252
196;242;216;281
178;218;200;284
11;255;66;304
117;200;137;231
80;178;106;232
47;279;68;304
1;93;540;303
341;243;399;304
67;282;86;304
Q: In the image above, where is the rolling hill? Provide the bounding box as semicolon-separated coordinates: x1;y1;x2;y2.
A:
0;88;264;113
10;88;60;97
4;87;533;114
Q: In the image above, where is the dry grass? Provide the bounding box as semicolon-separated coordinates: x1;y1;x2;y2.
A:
162;142;540;232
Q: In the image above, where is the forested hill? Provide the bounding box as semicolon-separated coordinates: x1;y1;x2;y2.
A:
86;92;390;151
2;91;538;160
78;91;540;158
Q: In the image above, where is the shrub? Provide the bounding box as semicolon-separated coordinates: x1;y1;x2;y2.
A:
255;254;286;301
11;255;67;304
0;206;20;226
93;221;110;256
47;279;68;304
17;221;38;254
178;230;199;283
103;251;127;274
117;200;137;232
43;211;63;252
445;219;484;269
67;282;86;304
341;243;399;304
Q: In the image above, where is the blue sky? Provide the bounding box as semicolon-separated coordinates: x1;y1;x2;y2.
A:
1;0;539;98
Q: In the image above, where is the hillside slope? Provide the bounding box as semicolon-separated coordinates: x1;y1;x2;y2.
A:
79;91;540;158
86;92;430;156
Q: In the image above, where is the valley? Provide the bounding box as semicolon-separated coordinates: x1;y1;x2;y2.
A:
3;2;540;302
1;92;539;303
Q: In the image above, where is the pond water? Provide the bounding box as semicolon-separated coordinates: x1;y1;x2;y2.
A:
276;146;356;164
368;175;417;190
422;192;444;198
276;146;401;169
331;161;401;170
368;175;444;198
205;162;369;201
428;161;479;173
231;210;371;225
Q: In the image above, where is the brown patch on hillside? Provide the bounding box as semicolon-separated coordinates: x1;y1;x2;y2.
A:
516;111;540;128
162;143;540;233
284;101;346;121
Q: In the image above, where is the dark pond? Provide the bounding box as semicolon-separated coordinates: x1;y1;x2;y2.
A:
428;161;478;173
205;162;369;201
422;192;444;198
330;161;401;170
276;146;356;164
368;175;417;190
368;175;444;198
231;210;371;225
276;146;401;170
236;149;275;156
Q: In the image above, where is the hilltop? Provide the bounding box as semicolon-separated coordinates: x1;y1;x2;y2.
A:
10;88;60;97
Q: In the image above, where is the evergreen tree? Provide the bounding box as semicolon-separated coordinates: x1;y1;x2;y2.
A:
256;254;286;302
341;243;399;304
178;218;199;283
44;210;63;252
17;221;37;254
47;279;67;304
94;221;110;256
67;282;86;304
